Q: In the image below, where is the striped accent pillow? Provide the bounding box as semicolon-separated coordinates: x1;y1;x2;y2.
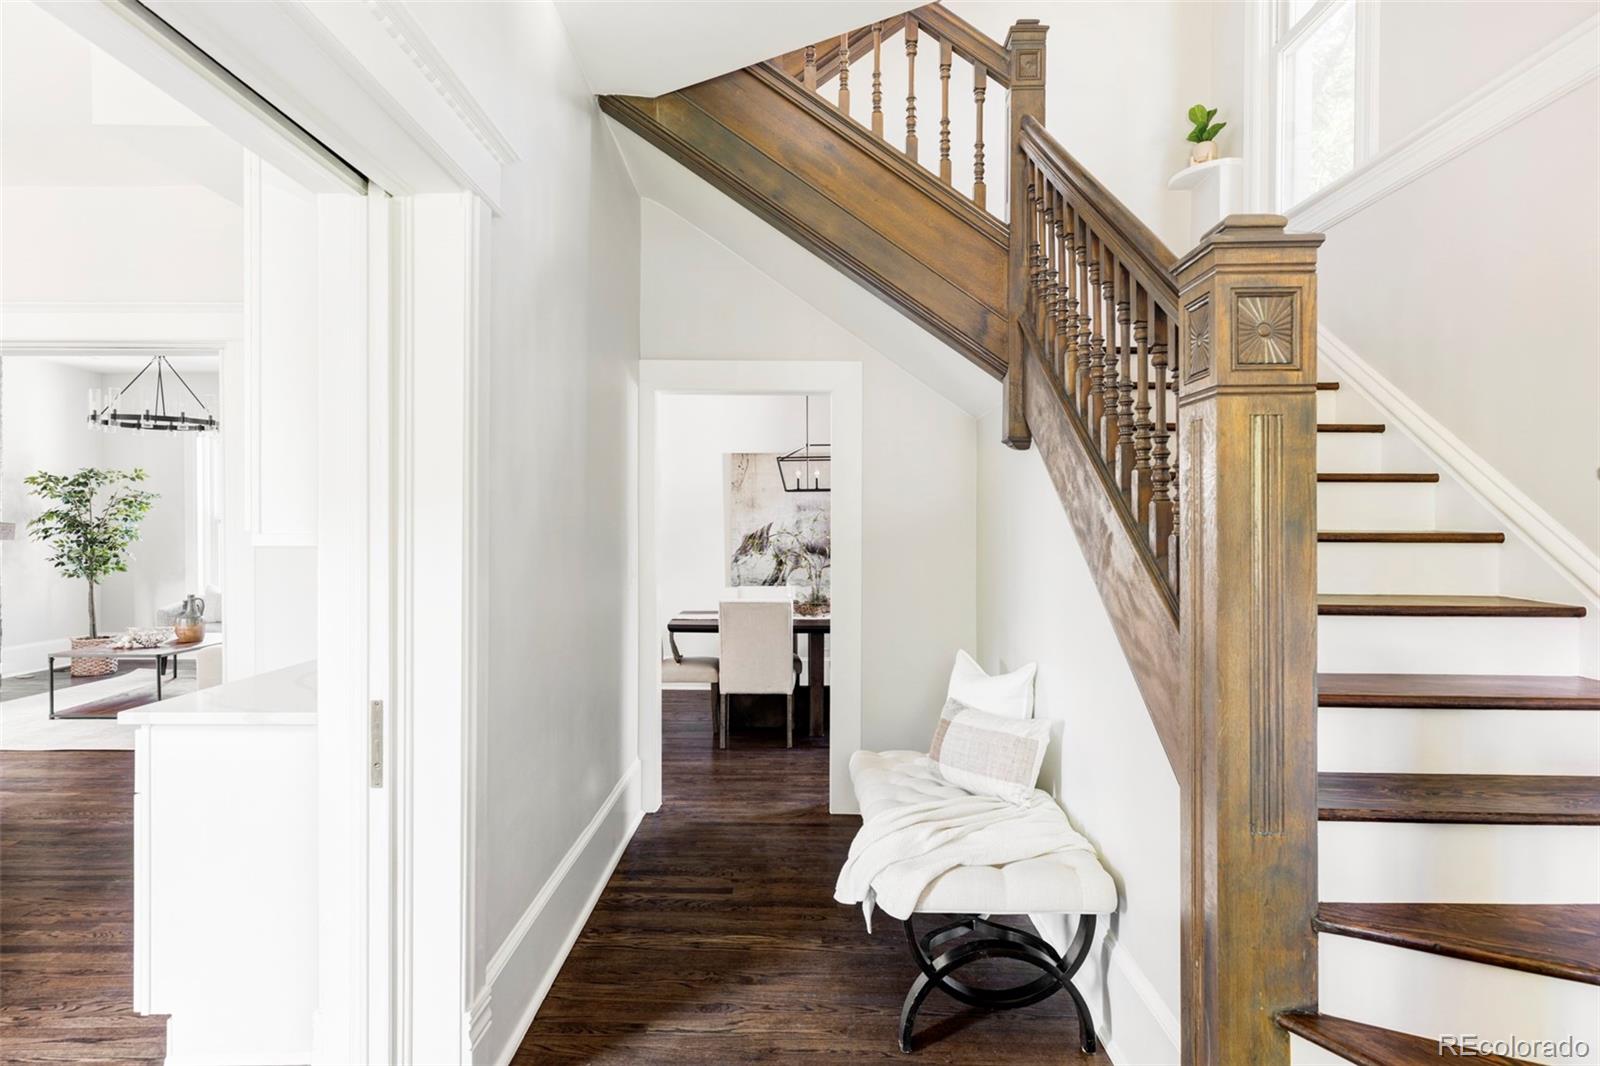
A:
929;698;1051;805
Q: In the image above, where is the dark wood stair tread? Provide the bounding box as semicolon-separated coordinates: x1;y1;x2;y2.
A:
1319;594;1587;618
1277;1011;1528;1066
1318;472;1439;483
1320;673;1600;709
1319;772;1600;825
1315;902;1600;984
1318;530;1504;543
1168;420;1381;432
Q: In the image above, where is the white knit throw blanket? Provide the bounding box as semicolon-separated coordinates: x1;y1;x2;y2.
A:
833;790;1095;929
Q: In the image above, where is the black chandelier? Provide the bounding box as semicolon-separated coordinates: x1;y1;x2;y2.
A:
88;355;218;433
776;395;829;493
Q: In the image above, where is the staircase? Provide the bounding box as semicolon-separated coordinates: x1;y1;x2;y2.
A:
602;7;1600;1063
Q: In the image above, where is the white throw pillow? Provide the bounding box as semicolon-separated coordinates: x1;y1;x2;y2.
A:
928;698;1050;805
947;649;1037;720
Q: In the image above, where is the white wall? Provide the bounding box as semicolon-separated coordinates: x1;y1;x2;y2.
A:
641;200;978;754
400;2;642;1061
948;1;1217;253
656;392;830;661
976;408;1181;1065
0;358;207;668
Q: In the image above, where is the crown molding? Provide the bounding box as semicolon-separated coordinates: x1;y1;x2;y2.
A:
364;1;520;167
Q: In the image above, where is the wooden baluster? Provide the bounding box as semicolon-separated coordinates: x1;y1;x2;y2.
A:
1049;189;1062;377
1028;165;1045;330
871;23;884;138
1100;243;1120;464
1085;233;1105;445
837;33;851;113
938;38;953;184
904;20;919;161
1149;303;1172;566
1132;283;1153;525
1074;213;1093;410
1166;312;1181;587
1062;202;1080;399
803;45;817;91
972;65;987;208
1114;264;1135;494
1175;217;1322;1066
1037;180;1053;344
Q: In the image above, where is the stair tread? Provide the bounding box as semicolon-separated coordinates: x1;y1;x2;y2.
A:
1318;594;1587;617
1277;1011;1528;1066
1318;472;1440;483
1319;771;1600;825
1167;421;1382;432
1315;902;1600;984
1319;672;1600;709
1318;530;1504;543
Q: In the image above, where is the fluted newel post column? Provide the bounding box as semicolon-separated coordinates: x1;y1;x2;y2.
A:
1174;216;1324;1066
1003;18;1047;448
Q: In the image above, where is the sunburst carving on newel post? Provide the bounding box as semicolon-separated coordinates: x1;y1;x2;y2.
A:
1234;293;1297;366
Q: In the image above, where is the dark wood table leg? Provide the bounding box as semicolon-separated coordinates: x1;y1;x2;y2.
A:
808;631;825;737
48;655;56;720
155;656;163;701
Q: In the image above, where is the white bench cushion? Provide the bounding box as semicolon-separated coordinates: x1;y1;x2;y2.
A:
849;750;1117;915
661;656;718;684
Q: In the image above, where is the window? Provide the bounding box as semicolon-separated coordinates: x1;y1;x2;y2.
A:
1272;0;1377;209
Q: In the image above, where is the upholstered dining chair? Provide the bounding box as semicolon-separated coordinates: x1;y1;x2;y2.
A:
717;599;802;749
661;630;720;746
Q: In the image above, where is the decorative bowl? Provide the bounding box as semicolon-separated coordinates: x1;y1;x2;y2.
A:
124;626;176;648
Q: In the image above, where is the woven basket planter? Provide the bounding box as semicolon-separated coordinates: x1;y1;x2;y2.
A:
69;637;118;678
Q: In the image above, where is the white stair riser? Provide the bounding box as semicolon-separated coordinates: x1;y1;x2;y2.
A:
1319;706;1600;775
1317;482;1437;531
1316;389;1340;422
1318;542;1501;595
1319;616;1584;675
1317;432;1385;470
1316;935;1600;1065
1319;822;1600;904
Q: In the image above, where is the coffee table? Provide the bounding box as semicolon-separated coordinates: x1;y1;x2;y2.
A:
48;633;224;719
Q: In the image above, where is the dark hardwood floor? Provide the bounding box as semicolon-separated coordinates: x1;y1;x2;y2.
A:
0;751;166;1064
513;691;1111;1064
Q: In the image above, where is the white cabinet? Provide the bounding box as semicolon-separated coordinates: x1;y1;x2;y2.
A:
121;662;318;1066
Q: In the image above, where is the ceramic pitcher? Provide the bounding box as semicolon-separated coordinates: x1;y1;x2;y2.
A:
174;594;206;644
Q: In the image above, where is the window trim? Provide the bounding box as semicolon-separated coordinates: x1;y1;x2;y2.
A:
1261;0;1381;215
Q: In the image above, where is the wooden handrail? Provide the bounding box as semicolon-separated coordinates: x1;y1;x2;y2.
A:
909;5;1012;88
1019;116;1178;282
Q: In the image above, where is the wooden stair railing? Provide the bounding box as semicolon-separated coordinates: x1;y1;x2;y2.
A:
779;6;1022;219
1015;104;1326;1064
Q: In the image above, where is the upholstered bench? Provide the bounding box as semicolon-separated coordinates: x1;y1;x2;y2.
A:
847;749;1117;1054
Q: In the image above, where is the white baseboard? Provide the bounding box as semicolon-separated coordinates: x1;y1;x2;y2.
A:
1;637;68;678
1319;325;1600;600
1026;915;1179;1065
468;759;643;1066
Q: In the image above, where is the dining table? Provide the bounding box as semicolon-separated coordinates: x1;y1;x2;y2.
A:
667;609;830;736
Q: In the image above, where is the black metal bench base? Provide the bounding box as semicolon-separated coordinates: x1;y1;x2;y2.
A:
898;913;1098;1054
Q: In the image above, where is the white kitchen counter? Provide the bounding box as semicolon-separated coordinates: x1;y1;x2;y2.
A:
119;660;319;1066
119;659;316;726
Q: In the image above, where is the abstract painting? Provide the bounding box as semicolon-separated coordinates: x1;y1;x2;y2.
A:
724;453;830;614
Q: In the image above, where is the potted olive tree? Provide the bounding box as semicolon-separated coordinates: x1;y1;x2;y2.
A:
24;468;158;676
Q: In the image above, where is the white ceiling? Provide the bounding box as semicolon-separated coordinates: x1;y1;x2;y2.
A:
552;1;915;97
0;1;242;201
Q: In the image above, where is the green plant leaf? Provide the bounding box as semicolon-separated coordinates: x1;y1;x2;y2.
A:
1187;103;1208;125
1206;121;1227;141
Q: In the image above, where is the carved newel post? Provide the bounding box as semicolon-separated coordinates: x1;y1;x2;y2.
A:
1003;19;1047;448
1174;216;1324;1065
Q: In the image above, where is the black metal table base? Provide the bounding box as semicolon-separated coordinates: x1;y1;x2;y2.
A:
47;653;179;720
898;913;1098;1054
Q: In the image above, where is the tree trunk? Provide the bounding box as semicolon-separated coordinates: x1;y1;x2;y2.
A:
87;579;97;639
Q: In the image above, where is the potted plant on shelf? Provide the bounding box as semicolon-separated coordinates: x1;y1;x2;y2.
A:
24;468;158;677
1186;103;1227;166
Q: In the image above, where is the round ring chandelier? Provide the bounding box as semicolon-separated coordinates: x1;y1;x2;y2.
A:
88;355;219;433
